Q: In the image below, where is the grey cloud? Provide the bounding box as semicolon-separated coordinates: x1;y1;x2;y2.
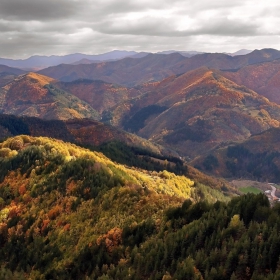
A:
95;16;260;37
0;0;80;21
0;0;279;58
95;17;176;36
190;19;260;36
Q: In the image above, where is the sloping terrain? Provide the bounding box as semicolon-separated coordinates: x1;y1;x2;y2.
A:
56;79;142;114
192;127;280;182
0;64;26;76
221;59;280;104
112;67;280;158
38;53;188;86
0;114;234;192
0;114;178;158
0;136;227;278
0;65;27;87
0;73;99;120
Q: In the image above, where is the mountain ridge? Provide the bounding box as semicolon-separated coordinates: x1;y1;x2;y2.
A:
0;50;138;70
37;48;280;86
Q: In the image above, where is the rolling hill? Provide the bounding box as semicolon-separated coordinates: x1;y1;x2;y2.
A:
0;73;99;120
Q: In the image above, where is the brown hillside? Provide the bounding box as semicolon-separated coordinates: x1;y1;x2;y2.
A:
0;73;99;120
221;59;280;104
0;65;26;87
0;114;176;157
191;127;280;182
113;68;280;158
56;79;142;114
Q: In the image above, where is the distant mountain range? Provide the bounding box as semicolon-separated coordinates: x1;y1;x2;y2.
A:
0;50;138;70
37;48;280;86
0;49;253;71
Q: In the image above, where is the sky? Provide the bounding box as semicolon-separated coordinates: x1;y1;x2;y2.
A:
0;0;280;58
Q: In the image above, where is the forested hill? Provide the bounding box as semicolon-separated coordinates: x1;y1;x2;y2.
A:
1;136;280;279
0;135;226;279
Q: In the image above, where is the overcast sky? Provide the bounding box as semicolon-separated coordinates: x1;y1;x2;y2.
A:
0;0;280;58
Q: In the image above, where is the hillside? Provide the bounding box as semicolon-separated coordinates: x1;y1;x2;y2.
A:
2;137;280;279
38;53;188;86
0;114;176;157
0;135;228;278
111;67;280;158
56;79;142;114
192;127;280;182
222;59;280;104
0;64;26;76
0;114;234;192
0;73;99;120
0;65;27;87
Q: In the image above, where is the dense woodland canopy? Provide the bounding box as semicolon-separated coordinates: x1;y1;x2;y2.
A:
0;136;279;279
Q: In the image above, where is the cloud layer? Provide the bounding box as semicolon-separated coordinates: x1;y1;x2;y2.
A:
0;0;280;58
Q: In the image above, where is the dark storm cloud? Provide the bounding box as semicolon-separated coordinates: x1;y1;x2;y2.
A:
0;0;279;58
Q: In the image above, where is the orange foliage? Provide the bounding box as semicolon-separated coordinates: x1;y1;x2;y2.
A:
63;223;71;231
47;205;62;220
7;202;21;219
96;227;123;253
19;184;27;196
41;219;50;232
